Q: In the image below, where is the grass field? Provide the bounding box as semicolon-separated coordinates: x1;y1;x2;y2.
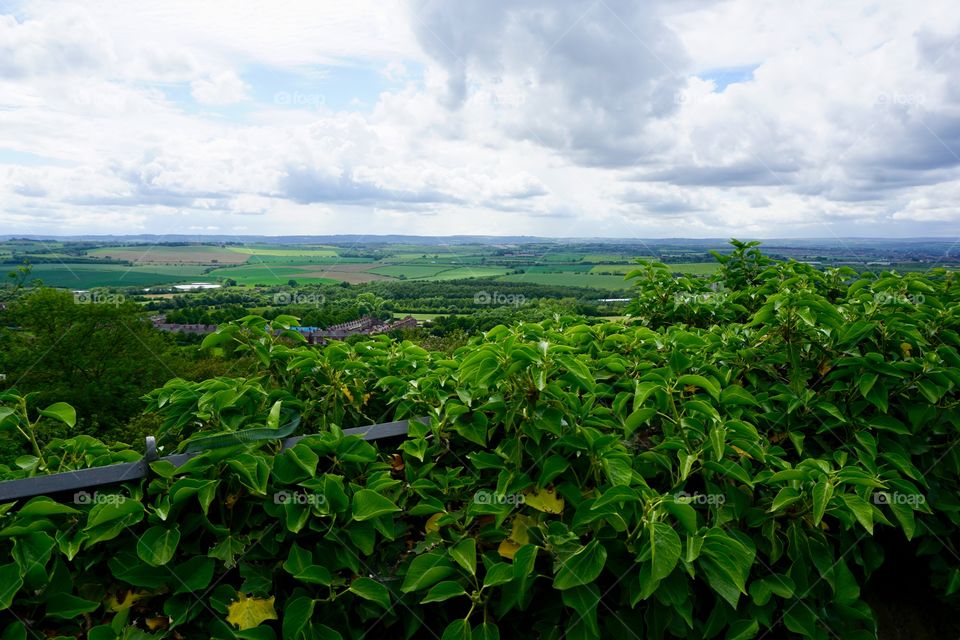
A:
428;267;512;280
204;265;341;285
670;263;719;274
24;264;208;288
523;265;594;273
496;272;632;290
369;264;455;278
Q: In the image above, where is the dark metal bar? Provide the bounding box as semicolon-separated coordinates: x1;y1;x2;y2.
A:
0;460;148;502
0;416;423;503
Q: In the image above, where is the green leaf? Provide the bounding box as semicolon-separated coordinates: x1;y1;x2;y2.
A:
421;581;467;603
442;620;472;640
281;596;315;640
351;489;401;522
83;498;145;545
0;563;23;610
472;622;500;640
136;525;180;567
720;386;760;407
662;501;698;533
553;539;607;590
16;497;80;517
401;552;455;593
699;530;755;608
39;402;76;428
811;479;833;525
649;522;681;581
725;619;759;640
561;584;601;638
483;563;515;588
841;495;874;534
677;374;720;401
45;593;99;619
450;538;477;577
769;487;801;513
349;577;391;609
709;424;726;461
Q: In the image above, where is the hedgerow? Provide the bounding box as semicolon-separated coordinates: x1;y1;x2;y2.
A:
0;245;958;639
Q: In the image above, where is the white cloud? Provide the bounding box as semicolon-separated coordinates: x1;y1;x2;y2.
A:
0;0;959;237
190;71;251;105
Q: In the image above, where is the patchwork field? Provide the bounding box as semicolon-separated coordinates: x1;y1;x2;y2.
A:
4;241;725;289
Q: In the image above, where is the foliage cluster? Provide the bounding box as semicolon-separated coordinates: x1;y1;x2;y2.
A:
0;245;958;638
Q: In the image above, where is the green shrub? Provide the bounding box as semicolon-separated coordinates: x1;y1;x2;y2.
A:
0;247;958;638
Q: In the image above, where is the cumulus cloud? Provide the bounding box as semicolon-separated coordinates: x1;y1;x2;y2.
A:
1;0;960;237
408;0;690;167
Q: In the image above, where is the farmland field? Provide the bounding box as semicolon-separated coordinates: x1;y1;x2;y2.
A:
244;255;371;265
23;264;207;288
203;264;342;285
523;264;594;272
224;246;339;257
428;266;512;280
496;272;631;290
368;264;456;278
87;245;249;265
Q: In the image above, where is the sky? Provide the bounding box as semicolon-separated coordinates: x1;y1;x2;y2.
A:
1;0;960;238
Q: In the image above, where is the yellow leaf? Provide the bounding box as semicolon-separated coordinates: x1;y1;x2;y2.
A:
499;514;535;560
425;513;443;534
145;617;169;631
106;590;149;612
730;445;753;459
498;539;521;560
509;514;534;546
226;593;277;631
524;487;564;514
342;386;354;402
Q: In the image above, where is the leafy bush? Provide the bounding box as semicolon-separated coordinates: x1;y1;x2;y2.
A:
0;247;959;638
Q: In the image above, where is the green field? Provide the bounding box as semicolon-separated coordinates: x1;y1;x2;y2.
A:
524;264;594;273
496;272;632;290
202;265;340;285
428;267;511;280
369;264;455;279
23;264;208;288
670;263;720;274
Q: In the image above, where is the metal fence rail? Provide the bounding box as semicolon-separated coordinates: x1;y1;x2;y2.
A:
0;417;422;503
